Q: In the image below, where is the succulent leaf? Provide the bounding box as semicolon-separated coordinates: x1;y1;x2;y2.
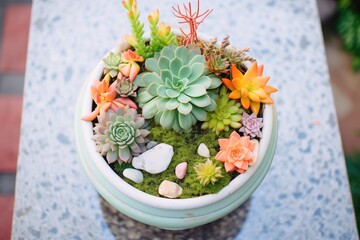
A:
118;50;144;82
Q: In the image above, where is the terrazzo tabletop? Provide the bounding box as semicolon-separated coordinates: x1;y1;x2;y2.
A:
12;0;358;239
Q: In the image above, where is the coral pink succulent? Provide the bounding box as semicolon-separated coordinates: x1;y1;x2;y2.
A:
119;50;144;82
81;73;137;121
215;131;255;173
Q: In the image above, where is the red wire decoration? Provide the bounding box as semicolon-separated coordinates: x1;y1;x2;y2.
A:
172;0;213;46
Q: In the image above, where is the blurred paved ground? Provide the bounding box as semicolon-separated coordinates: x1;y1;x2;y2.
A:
0;1;31;240
326;36;360;153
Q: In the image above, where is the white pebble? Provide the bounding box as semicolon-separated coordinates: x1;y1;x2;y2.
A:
197;143;210;158
132;143;174;174
117;36;131;52
158;180;183;198
175;162;187;180
123;168;144;184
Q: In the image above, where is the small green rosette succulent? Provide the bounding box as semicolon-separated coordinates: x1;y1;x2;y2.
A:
201;86;243;134
194;159;223;186
134;45;222;132
93;106;150;164
103;52;122;78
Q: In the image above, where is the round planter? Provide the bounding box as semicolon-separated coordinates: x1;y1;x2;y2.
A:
74;43;278;230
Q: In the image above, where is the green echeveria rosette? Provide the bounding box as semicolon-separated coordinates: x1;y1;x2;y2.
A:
103;52;122;78
134;45;222;132
201;86;243;135
93;106;150;164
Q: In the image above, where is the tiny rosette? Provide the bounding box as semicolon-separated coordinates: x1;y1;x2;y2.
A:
116;78;138;97
103;52;122;77
201;86;243;134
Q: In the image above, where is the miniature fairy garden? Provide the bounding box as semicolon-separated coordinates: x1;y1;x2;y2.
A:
81;0;277;199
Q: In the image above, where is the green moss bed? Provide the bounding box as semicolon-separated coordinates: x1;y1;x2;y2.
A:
110;125;237;198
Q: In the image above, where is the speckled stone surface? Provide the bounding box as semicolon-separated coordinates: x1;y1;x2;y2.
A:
12;0;358;239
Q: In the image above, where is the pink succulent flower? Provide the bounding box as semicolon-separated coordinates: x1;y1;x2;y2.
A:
215;131;255;173
239;112;264;138
119;50;144;82
81;74;137;122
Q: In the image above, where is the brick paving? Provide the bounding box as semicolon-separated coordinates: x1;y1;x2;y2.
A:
0;4;31;73
0;196;15;240
0;95;22;172
0;2;31;239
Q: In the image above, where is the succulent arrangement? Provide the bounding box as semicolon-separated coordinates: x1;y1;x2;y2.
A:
81;0;277;199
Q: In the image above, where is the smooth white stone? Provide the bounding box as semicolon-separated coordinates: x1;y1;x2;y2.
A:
117;37;131;52
132;143;173;174
146;141;157;150
123;168;144;184
158;180;183;198
197;143;210;158
250;139;259;166
175;162;187;180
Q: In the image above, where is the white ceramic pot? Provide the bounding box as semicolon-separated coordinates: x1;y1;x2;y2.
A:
74;41;278;230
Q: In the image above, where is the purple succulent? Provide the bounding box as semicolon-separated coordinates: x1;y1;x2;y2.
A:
239;112;264;138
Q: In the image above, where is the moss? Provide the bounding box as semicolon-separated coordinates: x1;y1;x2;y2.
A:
112;125;235;198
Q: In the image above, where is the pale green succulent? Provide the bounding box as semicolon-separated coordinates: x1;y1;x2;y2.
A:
103;52;122;77
194;159;223;186
93;106;150;164
201;86;243;135
134;45;222;132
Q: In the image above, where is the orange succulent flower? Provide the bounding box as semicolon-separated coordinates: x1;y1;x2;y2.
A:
215;131;255;173
119;50;144;82
81;73;137;121
222;62;277;115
